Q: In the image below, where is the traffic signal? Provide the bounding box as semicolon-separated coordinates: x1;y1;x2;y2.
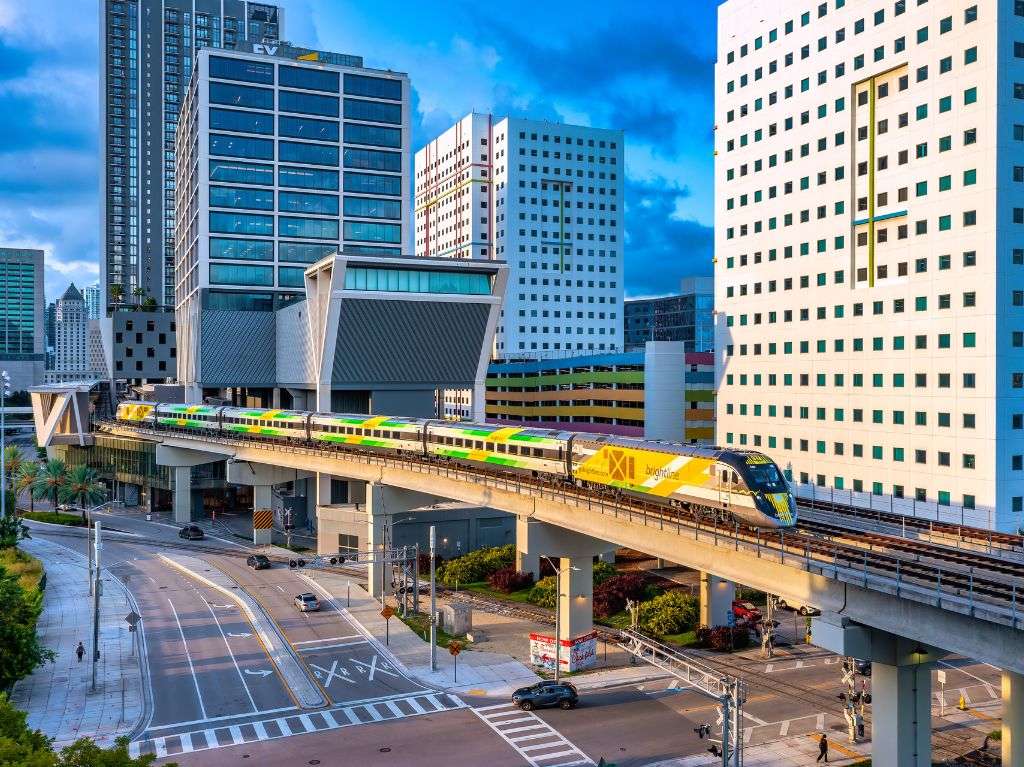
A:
693;724;711;740
288;558;307;569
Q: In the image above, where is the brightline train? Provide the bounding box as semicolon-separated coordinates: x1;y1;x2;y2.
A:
115;401;797;529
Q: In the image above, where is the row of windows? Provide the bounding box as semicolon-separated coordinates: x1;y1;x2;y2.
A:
209;238;336;264
209;262;305;288
208;134;401;171
209;56;401;101
725;403;977;429
725;331;983;358
724;370;980;390
343;267;491;295
209;186;348;215
726;208;987;242
208;81;402;124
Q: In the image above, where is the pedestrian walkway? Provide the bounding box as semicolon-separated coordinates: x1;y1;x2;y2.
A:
10;536;145;748
471;702;594;767
648;731;865;766
130;691;466;759
297;569;543;697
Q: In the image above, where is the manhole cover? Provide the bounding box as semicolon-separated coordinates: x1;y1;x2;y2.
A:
379;747;391;753
309;760;320;764
241;754;250;759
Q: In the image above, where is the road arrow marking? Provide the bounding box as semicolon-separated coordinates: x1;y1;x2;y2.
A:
244;669;273;677
227;632;252;638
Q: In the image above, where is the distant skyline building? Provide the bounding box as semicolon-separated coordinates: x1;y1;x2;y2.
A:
0;247;45;392
415;113;625;358
624;276;714;350
83;283;102;320
715;0;1019;531
46;283;94;383
174;45;412;398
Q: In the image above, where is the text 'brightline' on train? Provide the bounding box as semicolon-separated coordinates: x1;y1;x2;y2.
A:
115;401;797;529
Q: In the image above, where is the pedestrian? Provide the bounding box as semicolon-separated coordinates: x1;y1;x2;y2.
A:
855;710;865;739
816;733;829;763
75;641;85;663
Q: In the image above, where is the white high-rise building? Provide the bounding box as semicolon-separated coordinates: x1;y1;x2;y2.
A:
83;283;101;321
415;113;624;358
715;1;1024;531
46;283;96;383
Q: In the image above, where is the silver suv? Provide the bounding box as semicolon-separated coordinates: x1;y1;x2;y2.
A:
294;593;320;612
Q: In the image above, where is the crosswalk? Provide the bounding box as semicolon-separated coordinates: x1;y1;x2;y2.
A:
129;692;465;758
471;702;594;767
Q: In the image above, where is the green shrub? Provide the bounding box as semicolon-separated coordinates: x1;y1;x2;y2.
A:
637;590;699;637
527;576;557;608
0;560;54;689
437;544;515;587
591;560;617;586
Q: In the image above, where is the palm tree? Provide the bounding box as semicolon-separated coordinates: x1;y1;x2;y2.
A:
14;462;39;515
3;445;23;487
32;459;69;517
60;466;107;523
132;286;146;308
109;283;124;304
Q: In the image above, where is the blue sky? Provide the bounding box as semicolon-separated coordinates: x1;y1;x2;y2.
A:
0;0;718;302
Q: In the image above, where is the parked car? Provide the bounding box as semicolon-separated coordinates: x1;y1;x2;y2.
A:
246;554;272;570
732;600;762;623
774;597;821;616
294;593;320;612
178;525;204;540
512;681;578;711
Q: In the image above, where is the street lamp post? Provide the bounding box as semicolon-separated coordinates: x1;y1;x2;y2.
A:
1;370;9;519
540;555;579;683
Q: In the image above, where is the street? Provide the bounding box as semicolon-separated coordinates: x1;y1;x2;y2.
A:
17;513;1006;766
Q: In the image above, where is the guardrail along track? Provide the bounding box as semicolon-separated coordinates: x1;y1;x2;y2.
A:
96;421;1024;630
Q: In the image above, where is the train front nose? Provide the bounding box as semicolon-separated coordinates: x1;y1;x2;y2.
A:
761;492;796;527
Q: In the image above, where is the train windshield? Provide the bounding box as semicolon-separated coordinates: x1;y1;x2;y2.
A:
746;463;787;492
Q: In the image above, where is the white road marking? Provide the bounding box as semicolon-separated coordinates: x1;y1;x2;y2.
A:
167;598;207;720
146;704;298;732
309;659;356;687
131;693;466;757
297;640;368;652
779;720;790;736
816;714;825;729
743;710;768;726
293;635;362;645
939;660;995;687
201;593;258;712
471;705;595;767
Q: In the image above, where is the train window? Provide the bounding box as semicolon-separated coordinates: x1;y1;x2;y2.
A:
732;472;739;484
498;444;506;453
533;448;543;457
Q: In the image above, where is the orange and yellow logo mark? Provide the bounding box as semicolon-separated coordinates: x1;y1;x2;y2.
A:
608;449;635;481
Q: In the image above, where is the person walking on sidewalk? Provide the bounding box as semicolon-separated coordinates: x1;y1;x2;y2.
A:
75;641;85;663
816;733;829;763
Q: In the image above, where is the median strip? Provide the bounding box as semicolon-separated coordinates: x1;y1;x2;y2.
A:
158;553;327;710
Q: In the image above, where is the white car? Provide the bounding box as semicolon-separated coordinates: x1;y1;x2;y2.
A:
294;593;320;612
775;598;821;616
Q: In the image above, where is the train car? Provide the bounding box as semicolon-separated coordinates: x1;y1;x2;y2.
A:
571;436;795;528
308;413;424;451
424;421;569;475
220;407;307;438
115;401;156;425
154;403;222;430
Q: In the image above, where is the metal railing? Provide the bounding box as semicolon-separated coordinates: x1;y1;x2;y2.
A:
98;420;1024;631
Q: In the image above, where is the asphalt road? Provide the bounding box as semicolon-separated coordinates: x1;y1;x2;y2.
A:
26;514;1006;766
214;555;429;706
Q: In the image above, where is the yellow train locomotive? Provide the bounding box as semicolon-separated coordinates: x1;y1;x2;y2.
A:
115;401;796;528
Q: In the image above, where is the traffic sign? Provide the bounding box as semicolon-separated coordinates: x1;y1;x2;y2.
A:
380;605;395;620
124;611;140;628
448;641;463;657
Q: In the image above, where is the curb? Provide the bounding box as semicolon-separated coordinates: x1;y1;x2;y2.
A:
158;553;327;709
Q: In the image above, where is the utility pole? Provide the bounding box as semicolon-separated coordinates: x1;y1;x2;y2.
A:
0;370;9;519
429;525;437;672
91;520;101;692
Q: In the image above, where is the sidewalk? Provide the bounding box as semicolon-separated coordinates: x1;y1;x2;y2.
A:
10;537;146;748
298;568;543;697
648;732;866;766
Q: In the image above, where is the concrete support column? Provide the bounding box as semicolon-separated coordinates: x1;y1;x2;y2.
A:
698;571;734;627
515;516;540;579
364;483;441;600
253;485;272;511
271;387;281;408
558;556;593;642
873;662;932;767
173;466;192;524
1005;670;1024;767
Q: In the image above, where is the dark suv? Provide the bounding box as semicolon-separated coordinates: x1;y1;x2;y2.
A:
178;525;204;540
246;554;272;570
512;681;579;711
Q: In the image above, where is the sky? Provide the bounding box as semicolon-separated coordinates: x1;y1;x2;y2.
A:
0;0;719;302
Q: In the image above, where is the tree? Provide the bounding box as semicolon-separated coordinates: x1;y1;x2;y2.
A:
16;462;40;514
3;445;24;487
60;466;106;524
141;297;157;311
31;460;69;516
0;568;52;689
0;512;30;549
109;284;124;304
